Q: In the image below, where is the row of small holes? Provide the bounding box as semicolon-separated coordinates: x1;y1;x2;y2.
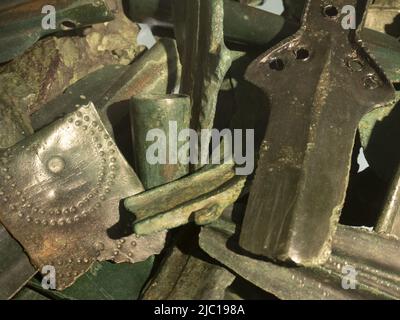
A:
268;4;349;71
269;48;310;71
267;5;383;90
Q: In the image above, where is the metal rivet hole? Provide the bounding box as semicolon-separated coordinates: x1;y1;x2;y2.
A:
269;58;284;71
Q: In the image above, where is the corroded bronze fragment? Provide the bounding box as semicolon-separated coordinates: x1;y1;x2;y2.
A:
376;165;400;237
173;0;232;171
0;98;36;299
0;225;36;299
130;94;190;189
200;209;400;300
127;0;298;47
142;227;235;300
358;29;400;182
365;0;400;39
0;0;114;63
240;0;395;265
125;164;245;235
0;103;165;290
31;38;181;132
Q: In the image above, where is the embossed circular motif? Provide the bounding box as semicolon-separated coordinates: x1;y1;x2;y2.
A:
0;109;120;227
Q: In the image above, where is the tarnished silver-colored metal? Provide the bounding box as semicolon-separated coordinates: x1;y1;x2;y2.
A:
0;102;165;290
240;0;396;266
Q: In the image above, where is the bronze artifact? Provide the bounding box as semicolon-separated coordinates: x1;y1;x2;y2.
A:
200;207;400;299
0;0;400;302
0;0;114;63
239;0;395;266
130;94;191;189
0;103;165;290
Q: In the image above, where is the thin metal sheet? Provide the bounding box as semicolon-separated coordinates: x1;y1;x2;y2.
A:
0;103;165;290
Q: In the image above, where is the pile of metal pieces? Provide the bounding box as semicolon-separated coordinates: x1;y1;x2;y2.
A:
0;0;399;300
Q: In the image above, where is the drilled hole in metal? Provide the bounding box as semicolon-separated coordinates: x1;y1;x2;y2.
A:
294;48;310;61
323;5;339;18
60;20;77;31
346;58;364;72
269;58;284;71
364;74;380;90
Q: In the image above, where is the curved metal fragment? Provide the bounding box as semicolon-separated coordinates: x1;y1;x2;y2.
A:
0;0;114;63
200;210;400;300
0;103;165;290
31;38;181;133
358;29;400;182
240;0;396;265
